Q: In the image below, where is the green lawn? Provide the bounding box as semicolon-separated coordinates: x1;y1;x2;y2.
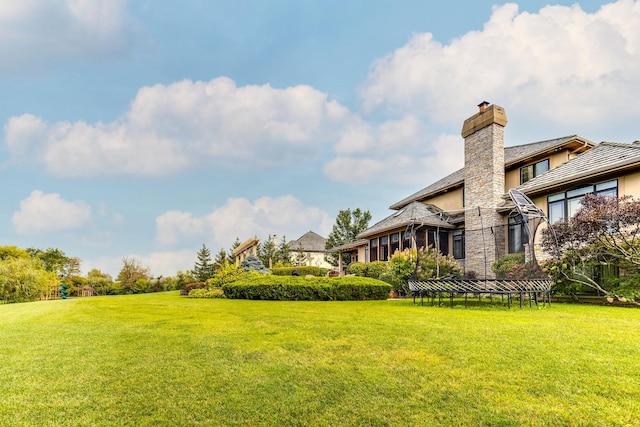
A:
1;292;639;426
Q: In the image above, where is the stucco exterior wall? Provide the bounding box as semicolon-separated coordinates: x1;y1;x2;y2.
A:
422;188;464;210
504;150;577;190
618;170;640;197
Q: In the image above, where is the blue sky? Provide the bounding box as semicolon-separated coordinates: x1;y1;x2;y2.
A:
1;0;638;278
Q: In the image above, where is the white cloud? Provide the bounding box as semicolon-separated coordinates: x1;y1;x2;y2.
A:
156;195;333;250
325;116;463;184
3;77;351;177
12;190;92;234
0;0;137;74
360;1;640;128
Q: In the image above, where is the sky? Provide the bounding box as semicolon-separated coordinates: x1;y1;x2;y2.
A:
1;0;639;278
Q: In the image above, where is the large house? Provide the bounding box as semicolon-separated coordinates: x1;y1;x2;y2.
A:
289;231;333;269
333;102;640;278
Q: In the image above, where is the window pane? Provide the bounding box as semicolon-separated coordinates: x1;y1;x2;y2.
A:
402;232;412;250
566;186;593;198
390;233;400;256
369;238;378;262
596;180;617;191
567;197;583;217
415;231;426;250
520;165;534;184
508;214;525;253
548;193;564;202
548;200;565;224
535;159;549;176
453;234;464;259
597;188;617;197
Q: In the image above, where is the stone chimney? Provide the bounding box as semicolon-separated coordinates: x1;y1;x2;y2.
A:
461;102;507;279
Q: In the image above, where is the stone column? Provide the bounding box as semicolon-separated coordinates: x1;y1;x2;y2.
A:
461;102;507;279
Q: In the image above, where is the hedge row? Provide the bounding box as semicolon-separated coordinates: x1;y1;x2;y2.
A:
270;266;329;277
187;288;225;298
221;275;391;301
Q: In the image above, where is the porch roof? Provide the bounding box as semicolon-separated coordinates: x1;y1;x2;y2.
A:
357;201;455;240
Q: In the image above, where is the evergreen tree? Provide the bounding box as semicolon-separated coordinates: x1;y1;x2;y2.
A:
258;235;277;268
193;244;215;282
275;235;291;265
213;249;228;273
325;208;372;266
240;254;270;274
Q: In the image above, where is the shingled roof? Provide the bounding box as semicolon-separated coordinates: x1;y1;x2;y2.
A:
389;135;595;210
357;201;455;240
289;231;328;253
517;141;640;196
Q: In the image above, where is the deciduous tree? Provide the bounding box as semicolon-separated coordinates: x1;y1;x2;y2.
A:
542;194;640;303
116;257;150;294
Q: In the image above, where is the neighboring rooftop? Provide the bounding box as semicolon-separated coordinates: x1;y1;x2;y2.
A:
289;231;328;253
389;135;595;210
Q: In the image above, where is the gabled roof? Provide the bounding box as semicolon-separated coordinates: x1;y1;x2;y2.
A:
503;135;593;166
289;230;328;252
389;135;595;210
517;141;640;196
357;201;455;240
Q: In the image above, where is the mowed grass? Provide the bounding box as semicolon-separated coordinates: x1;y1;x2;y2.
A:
1;293;639;426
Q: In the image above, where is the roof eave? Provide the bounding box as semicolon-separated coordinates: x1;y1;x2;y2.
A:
521;160;640;197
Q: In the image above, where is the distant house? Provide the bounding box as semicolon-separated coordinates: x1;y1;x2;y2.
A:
289;231;333;269
333;102;640;278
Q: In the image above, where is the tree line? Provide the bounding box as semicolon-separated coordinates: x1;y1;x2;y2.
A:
0;208;372;303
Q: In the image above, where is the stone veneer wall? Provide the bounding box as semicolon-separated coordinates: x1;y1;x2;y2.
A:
462;107;506;279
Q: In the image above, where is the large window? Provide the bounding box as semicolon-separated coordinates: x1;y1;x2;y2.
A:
428;230;449;255
453;230;465;259
369;238;378;262
547;180;618;224
390;233;400;256
380;235;389;261
521;159;549;184
508;213;527;253
415;230;426;250
402;231;412;250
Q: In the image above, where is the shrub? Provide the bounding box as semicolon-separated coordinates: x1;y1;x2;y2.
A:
492;253;525;279
188;288;225;298
180;281;205;296
207;264;246;288
222;275;391;301
365;261;388;279
417;247;462;279
271;266;325;277
240;254;270;274
347;262;367;276
387;248;419;294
